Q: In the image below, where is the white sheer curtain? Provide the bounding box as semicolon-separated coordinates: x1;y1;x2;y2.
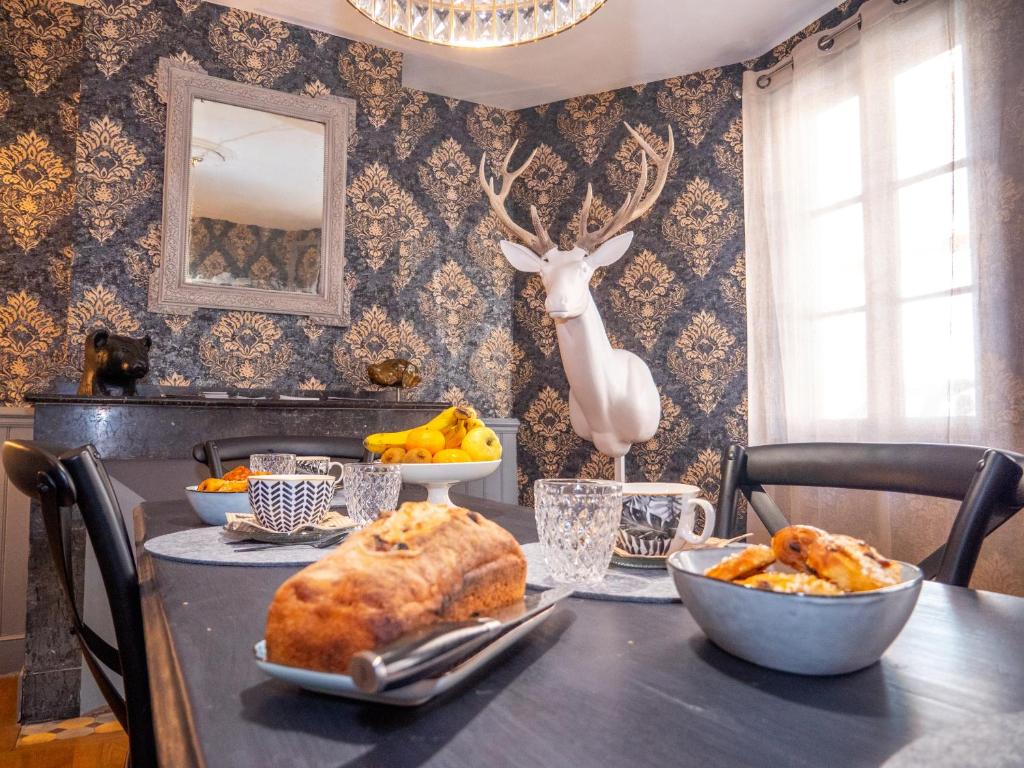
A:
744;0;1024;593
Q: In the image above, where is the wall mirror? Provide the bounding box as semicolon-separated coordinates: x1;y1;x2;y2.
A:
152;59;355;325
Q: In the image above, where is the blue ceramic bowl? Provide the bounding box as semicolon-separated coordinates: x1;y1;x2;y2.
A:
184;485;250;526
668;545;923;675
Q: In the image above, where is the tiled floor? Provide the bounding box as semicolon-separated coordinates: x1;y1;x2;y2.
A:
0;676;128;768
16;711;123;747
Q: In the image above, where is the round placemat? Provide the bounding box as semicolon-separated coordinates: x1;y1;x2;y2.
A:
144;527;335;567
522;542;679;603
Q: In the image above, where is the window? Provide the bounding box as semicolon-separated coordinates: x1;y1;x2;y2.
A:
802;44;974;425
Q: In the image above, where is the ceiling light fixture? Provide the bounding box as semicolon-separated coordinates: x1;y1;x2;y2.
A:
346;0;608;48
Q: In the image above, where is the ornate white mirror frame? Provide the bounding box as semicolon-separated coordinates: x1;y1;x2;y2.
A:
151;58;355;326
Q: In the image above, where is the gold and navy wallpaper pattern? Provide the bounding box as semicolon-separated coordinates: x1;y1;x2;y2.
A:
0;0;82;403
0;0;522;411
0;0;869;505
505;1;869;503
510;70;747;504
188;217;322;294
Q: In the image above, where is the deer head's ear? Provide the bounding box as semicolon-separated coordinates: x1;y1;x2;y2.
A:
586;232;634;268
499;241;543;273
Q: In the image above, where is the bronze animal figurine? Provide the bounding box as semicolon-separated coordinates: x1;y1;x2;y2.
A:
367;358;422;390
77;329;151;396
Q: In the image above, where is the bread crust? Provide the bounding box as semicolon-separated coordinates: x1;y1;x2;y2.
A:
264;502;526;673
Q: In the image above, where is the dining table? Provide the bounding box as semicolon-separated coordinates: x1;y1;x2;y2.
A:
135;493;1024;768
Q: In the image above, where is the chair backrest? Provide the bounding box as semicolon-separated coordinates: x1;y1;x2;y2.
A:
2;440;157;767
191;435;370;477
716;442;1024;588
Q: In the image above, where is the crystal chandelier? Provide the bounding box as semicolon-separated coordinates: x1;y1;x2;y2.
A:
346;0;608;48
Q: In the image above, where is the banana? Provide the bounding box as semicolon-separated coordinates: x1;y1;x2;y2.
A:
364;405;477;454
425;404;476;432
442;421;468;449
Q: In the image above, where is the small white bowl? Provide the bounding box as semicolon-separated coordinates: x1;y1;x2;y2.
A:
248;474;336;532
184;486;250;526
668;545;923;675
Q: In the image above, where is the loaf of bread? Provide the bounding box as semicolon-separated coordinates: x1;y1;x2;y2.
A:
264;502;526;673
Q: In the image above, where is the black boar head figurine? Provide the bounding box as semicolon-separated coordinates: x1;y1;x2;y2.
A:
77;329;152;397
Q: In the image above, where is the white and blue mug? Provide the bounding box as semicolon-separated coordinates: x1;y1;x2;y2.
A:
617;482;716;557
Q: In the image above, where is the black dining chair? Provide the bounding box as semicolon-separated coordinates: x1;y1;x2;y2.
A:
191;435;371;477
3;440;156;768
715;442;1024;588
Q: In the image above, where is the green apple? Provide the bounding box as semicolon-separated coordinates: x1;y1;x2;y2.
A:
461;426;502;461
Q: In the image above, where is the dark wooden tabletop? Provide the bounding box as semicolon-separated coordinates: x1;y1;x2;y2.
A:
135;497;1024;768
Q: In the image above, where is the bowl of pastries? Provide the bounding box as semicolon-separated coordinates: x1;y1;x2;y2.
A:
667;525;923;675
185;465;267;525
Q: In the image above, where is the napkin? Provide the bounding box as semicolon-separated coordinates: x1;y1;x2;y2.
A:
223;511;355;541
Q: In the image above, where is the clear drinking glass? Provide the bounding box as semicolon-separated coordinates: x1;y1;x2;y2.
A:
250;453;296;474
534;479;623;584
343;463;402;528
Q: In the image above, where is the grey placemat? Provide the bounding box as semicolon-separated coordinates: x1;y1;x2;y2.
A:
144;527;334;567
882;713;1024;767
523;542;679;603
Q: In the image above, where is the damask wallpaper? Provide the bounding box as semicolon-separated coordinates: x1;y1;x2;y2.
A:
503;1;869;505
509;70;747;505
0;0;869;508
0;0;522;412
0;0;82;403
188;217;322;294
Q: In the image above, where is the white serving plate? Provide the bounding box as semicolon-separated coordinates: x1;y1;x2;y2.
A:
254;600;553;706
393;459;501;505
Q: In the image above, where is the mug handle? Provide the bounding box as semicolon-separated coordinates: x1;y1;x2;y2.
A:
326;461;345;484
674;498;716;544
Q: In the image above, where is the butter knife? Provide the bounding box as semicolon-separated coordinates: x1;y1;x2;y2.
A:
348;585;574;693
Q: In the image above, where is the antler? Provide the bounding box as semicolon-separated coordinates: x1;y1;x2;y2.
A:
577;123;674;254
479;142;556;258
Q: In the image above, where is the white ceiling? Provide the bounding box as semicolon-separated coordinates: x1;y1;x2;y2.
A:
190;99;325;230
230;0;842;109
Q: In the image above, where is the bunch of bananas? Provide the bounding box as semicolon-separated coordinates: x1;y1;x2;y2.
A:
363;405;479;455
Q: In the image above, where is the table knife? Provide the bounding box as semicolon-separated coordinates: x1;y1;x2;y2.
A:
348;585;574;693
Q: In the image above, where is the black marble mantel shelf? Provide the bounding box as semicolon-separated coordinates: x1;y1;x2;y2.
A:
26;392;450;411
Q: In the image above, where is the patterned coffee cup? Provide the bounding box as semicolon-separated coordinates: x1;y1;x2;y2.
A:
617;482;716;557
247;474;336;532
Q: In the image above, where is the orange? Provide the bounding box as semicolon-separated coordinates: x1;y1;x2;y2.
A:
380;447;406;464
433;448;472;463
405;426;445;455
403;447;433;464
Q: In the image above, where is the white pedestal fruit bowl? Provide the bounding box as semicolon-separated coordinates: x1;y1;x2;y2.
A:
393;460;502;506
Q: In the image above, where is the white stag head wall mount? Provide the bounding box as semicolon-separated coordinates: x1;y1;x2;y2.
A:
479;123;675;480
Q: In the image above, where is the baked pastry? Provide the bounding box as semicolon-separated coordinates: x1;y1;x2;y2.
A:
264;502;526;673
222;465;253;481
805;534;901;592
704;544;775;582
196;477;247;492
771;525;828;572
736;572;842;596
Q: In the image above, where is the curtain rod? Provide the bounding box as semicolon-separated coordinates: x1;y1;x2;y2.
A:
756;0;910;89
